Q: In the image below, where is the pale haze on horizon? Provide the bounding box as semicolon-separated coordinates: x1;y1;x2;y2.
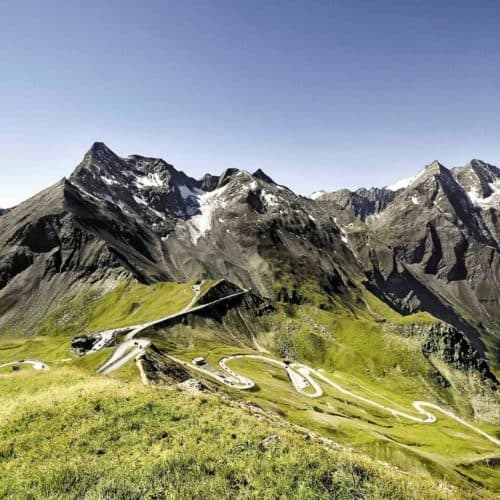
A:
1;0;499;208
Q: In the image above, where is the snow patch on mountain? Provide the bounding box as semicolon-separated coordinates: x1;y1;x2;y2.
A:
77;185;116;205
466;179;500;209
178;184;205;216
133;195;147;206
101;175;119;186
310;190;326;200
132;194;166;219
386;176;414;191
135;172;164;188
261;191;279;207
178;184;203;200
187;184;229;244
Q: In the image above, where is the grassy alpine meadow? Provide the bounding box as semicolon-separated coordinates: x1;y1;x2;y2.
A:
0;365;464;500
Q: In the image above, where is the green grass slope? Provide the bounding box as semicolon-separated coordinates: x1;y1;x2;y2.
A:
0;366;464;499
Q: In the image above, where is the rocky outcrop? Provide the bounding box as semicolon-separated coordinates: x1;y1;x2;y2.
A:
382;322;432;337
422;323;497;386
384;320;497;384
384;320;498;422
137;347;191;385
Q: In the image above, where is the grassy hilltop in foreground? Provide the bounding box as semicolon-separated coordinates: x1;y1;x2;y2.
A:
0;366;460;500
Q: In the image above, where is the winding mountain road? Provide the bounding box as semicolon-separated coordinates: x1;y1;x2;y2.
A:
215;354;500;446
97;339;151;374
96;286;248;374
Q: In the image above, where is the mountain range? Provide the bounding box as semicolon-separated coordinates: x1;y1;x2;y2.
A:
1;143;498;367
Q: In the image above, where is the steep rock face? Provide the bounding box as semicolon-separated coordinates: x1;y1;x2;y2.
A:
384;320;498;387
452;159;500;245
316;160;500;364
422;322;499;424
70;142;202;236
384;320;498;423
370;161;497;249
0;180;128;336
367;162;499;359
422;323;496;385
453;159;500;203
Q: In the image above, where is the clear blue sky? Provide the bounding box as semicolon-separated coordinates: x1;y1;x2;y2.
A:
1;0;499;207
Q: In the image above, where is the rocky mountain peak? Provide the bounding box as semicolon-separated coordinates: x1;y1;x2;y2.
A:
467;159;499;173
407;161;450;188
253;168;275;184
74;143;185;184
313;186;397;221
65;143;206;235
216;168;241;188
426;159;445;171
73;142;124;177
199;173;220;192
63;143;294;242
88;141;115;157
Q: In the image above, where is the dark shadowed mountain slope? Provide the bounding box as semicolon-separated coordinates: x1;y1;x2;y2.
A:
0;179;129;336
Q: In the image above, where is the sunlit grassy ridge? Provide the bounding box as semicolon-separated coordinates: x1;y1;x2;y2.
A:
0;367;460;500
3;279;214;340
